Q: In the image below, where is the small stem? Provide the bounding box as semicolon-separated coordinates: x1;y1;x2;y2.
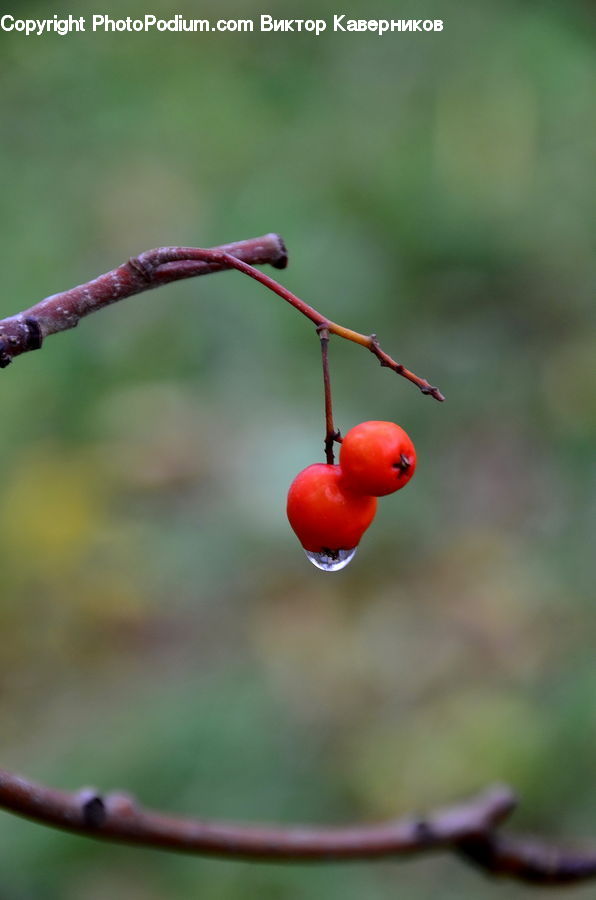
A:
196;252;445;402
317;325;339;465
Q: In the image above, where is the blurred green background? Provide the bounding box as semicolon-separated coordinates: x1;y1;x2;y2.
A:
0;0;595;896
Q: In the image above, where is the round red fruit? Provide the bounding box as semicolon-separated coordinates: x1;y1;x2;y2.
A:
287;463;377;553
339;421;417;496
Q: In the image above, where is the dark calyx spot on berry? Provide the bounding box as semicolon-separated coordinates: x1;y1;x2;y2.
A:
393;454;412;473
321;548;340;560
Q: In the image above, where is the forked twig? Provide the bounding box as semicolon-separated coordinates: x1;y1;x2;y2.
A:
0;237;444;402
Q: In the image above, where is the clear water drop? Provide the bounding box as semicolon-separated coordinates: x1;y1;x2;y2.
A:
304;547;357;572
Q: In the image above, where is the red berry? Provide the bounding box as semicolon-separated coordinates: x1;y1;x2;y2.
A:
287;463;377;553
339;421;417;496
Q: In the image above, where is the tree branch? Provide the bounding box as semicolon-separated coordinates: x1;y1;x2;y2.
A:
458;832;596;885
0;771;512;861
0;770;594;885
0;233;287;368
0;236;444;402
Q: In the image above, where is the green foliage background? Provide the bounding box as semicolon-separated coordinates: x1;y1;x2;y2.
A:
0;0;594;897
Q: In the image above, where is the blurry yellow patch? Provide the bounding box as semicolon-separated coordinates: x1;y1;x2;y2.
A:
542;337;596;437
0;444;146;681
0;444;104;576
346;690;547;816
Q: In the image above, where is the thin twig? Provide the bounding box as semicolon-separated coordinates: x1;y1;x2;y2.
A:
0;242;445;402
147;248;445;402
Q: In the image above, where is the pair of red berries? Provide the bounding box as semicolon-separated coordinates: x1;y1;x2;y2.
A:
287;421;416;571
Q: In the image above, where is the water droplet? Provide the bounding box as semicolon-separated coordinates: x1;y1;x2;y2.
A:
304;547;357;572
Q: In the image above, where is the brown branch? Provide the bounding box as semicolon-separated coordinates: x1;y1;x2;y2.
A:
0;770;594;885
0;771;511;861
0;238;444;402
458;832;596;885
0;233;287;368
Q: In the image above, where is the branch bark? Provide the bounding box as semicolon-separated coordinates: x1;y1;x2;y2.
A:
0;233;287;368
458;832;596;885
0;771;512;861
0;770;594;885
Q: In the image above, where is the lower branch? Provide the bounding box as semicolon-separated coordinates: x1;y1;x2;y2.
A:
0;769;594;885
0;771;511;861
458;833;596;885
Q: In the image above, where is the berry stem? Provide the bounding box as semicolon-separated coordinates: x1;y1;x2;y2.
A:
317;325;341;465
